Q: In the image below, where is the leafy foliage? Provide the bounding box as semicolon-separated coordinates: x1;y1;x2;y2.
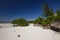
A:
41;19;48;26
42;3;55;26
28;21;34;23
11;18;29;26
56;10;60;21
11;20;18;24
34;17;43;24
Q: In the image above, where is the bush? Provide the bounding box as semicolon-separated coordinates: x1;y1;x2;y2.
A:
11;20;18;24
41;19;48;26
11;18;29;26
28;21;34;23
34;17;43;24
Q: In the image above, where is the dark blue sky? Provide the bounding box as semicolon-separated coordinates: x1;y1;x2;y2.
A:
0;0;60;21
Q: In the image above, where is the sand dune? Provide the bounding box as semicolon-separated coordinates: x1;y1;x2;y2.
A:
0;23;60;40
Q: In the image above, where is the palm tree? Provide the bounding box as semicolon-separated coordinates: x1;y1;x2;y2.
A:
42;3;54;27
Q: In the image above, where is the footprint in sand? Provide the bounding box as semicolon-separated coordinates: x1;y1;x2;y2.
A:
14;31;21;38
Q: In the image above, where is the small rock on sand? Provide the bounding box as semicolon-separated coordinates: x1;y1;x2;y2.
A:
18;35;20;37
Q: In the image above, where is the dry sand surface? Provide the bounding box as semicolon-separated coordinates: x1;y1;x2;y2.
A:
0;23;60;40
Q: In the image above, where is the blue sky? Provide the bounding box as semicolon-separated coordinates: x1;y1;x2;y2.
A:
0;0;60;21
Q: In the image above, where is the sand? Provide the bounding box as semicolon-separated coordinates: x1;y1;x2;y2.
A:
0;23;60;40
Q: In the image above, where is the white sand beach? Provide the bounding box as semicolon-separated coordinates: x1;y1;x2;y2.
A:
0;23;60;40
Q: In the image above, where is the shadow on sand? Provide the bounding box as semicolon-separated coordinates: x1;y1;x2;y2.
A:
51;26;60;32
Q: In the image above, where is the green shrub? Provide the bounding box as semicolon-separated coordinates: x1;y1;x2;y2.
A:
41;19;48;26
11;18;29;26
18;18;29;26
34;17;43;24
28;21;34;23
11;20;18;24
